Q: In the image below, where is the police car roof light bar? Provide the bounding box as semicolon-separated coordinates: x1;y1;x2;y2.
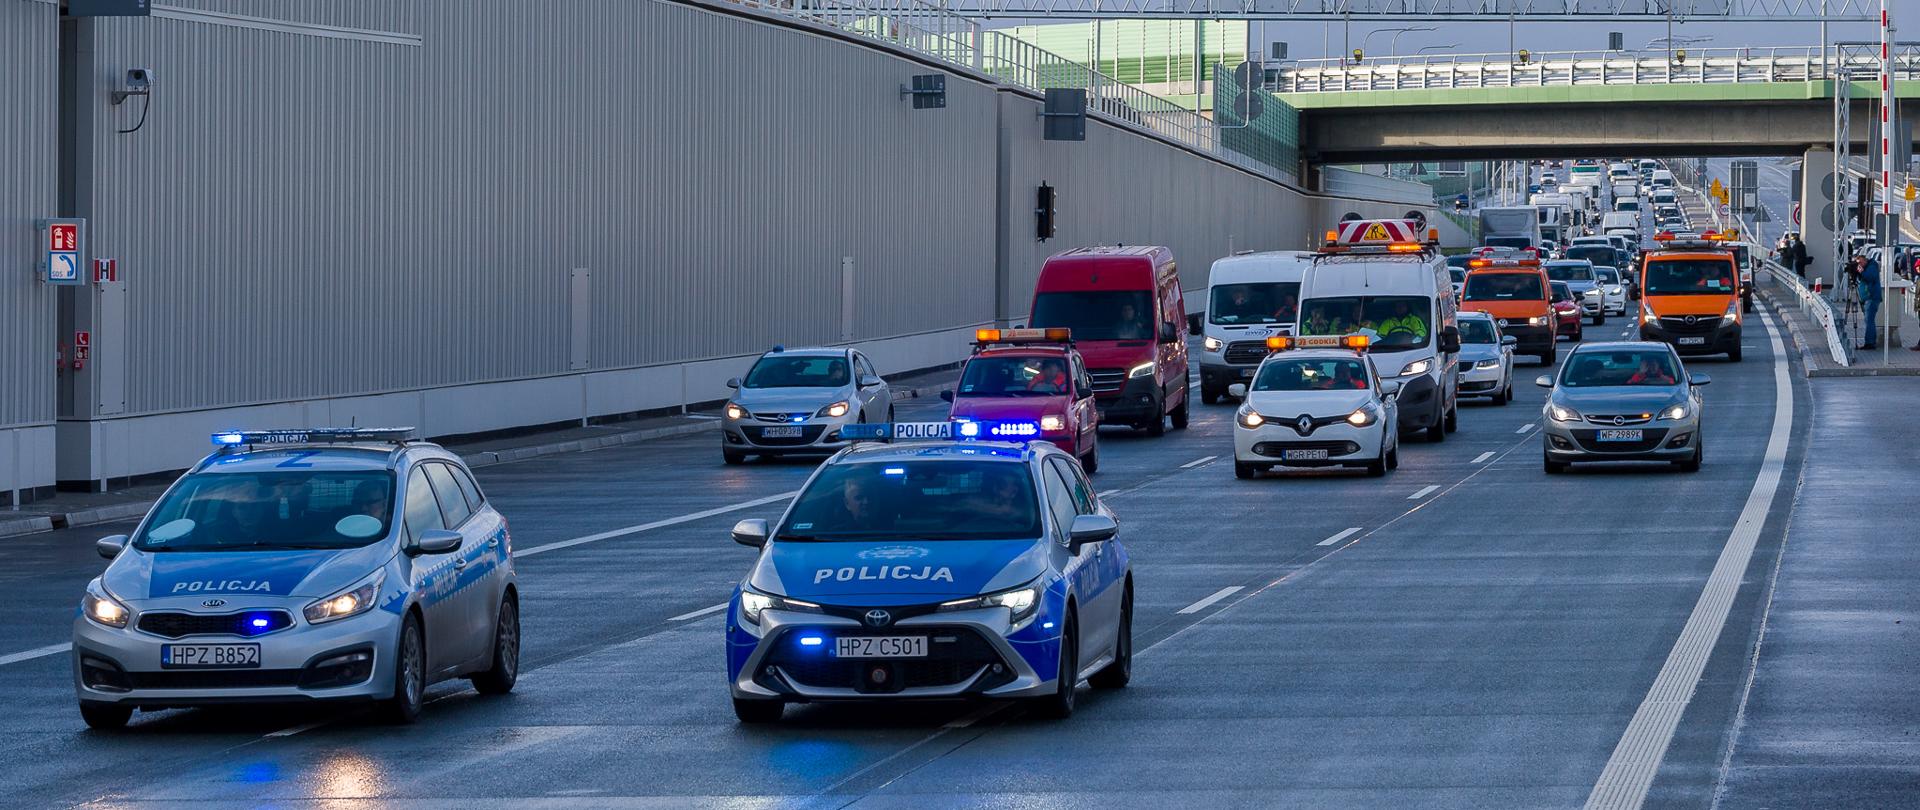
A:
210;427;418;449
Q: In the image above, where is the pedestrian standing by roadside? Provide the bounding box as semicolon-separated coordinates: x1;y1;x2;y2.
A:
1857;254;1883;350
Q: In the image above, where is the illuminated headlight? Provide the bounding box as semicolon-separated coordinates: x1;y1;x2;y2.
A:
1608;286;1624;295
1237;408;1265;428
738;587;821;625
1039;414;1066;432
1642;305;1657;325
1723;299;1739;318
938;583;1039;624
1399;358;1432;377
1127;362;1155;379
82;582;129;629
1529;316;1547;326
1203;336;1224;352
1548;402;1583;423
303;571;385;625
1661;403;1690;421
816;401;850;419
1346;405;1379;427
1474;358;1502;370
724;403;746;420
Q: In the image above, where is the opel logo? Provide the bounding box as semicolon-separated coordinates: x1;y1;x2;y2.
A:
863;609;892;628
1612;416;1627;426
1683;315;1698;325
201;598;226;608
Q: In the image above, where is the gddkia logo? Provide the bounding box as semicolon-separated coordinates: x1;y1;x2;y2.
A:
857;545;929;561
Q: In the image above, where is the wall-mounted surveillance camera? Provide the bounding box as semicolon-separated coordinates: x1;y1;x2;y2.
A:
112;68;154;105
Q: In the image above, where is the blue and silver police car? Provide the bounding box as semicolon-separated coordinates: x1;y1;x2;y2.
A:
725;425;1132;722
73;429;519;729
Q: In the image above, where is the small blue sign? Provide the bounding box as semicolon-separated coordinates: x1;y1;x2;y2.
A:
48;252;80;283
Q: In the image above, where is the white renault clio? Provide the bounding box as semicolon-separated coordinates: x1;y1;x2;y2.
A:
1229;335;1402;479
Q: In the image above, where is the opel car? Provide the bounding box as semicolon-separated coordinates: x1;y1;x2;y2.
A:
1538;343;1709;473
722;346;893;464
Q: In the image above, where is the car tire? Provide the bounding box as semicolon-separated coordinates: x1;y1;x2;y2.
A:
1365;454;1387;477
1032;611;1079;719
1494;383;1511;406
470;597;520;696
1201;386;1222;405
733;697;785;724
1444;403;1459;433
1170;395;1190;430
1592;313;1606;326
1677;444;1703;472
380;613;426;725
1544;454;1568;474
1234;461;1257;480
1540;347;1557;366
1386;444;1400;470
79;701;131;731
1089;585;1132;690
722;449;748;465
1080;442;1099;475
1727;345;1743;362
1425;418;1445;443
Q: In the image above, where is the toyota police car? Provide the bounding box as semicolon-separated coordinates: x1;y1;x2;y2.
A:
73;429;519;729
942;328;1101;473
724;425;1131;722
1229;335;1402;478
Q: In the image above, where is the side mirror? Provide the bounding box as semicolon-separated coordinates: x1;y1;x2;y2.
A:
731;518;769;548
1501;335;1518;346
413;529;462;555
95;534;128;560
1378;379;1403;398
1160;322;1180;344
1068;514;1118;549
725;377;742;389
1688;372;1712;386
858;374;883;388
939;390;954;402
1439;326;1461;353
1226;383;1248;398
1534;375;1554;388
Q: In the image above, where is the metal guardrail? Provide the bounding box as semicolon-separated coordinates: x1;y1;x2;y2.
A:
1272;45;1920;93
1761;258;1853;367
875;0;1880;23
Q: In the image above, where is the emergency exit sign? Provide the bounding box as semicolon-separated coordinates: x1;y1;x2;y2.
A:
37;218;85;286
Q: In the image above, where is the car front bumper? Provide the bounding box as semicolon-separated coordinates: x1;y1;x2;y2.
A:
723;417;859;455
1541;416;1700;463
1457;362;1507;397
1640;319;1741;355
1096;375;1167;423
728;603;1062;703
1233;419;1385;467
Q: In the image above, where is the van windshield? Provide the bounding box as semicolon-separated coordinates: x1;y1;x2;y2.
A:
1297;296;1431;350
1463;273;1544;302
133;471;396;552
1644;259;1737;295
1565;246;1614;267
1031;291;1155;341
1209;282;1299;325
1485;236;1533;250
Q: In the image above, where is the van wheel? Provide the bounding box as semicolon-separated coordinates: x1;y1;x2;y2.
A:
380;613;426;724
722;449;747;465
1170;396;1190;430
1201;386;1222;405
1539;347;1557;366
470;597;519;696
79;702;131;730
1425;418;1445;443
1386;443;1400;470
1143;403;1166;437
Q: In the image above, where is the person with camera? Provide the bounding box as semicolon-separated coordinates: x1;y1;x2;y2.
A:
1852;254;1883;350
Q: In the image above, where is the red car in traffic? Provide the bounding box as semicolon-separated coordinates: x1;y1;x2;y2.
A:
942;329;1101;473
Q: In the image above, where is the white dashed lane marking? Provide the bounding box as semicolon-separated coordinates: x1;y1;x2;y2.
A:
1316;527;1363;547
1471;451;1495;464
1177;586;1245;615
1516;423;1537;434
1180;455;1218;469
1407;485;1440;500
669;603;728;621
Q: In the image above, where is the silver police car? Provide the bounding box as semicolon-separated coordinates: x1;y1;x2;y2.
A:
74;428;519;729
1538;343;1709;473
722;346;893;464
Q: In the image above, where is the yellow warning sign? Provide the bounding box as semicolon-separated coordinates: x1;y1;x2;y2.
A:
1362;222;1391;241
1709;179;1724;195
1905;183;1916;202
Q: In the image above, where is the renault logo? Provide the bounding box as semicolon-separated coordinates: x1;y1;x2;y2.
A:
201;598;227;608
863;609;892;627
1295;415;1314;435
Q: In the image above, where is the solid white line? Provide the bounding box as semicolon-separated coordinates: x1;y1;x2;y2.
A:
264;720;328;738
1585;307;1794;810
1407;485;1439;500
1471;451;1495;464
1176;586;1244;615
0;642;69;667
514;491;798;558
1180;455;1218;469
1516;423;1537;434
669;603;728;622
1316;527;1362;547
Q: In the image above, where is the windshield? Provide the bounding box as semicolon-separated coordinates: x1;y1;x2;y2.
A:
1551;282;1574;303
744;355;849;388
1595;268;1621;284
778;461;1040;541
1643;259;1737;295
132;471;395;552
1562;350;1681;387
1031;290;1155;341
957;355;1072;397
1253;357;1372;392
1209;282;1299;325
1296;295;1432;350
1463;273;1544;301
1546;264;1594;282
1616;201;1640;212
1458;319;1498;343
1566;246;1614;267
1485;236;1533;250
1449;267;1466;284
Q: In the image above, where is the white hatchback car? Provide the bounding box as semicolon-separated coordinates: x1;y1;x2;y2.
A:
1228;336;1401;478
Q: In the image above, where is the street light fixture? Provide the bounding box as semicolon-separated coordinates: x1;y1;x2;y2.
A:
1357;26;1435;61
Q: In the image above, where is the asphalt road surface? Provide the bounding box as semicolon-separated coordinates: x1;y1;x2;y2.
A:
0;309;1866;808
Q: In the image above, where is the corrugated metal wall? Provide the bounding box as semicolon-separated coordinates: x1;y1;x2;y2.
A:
81;0;998;418
1;0;58;430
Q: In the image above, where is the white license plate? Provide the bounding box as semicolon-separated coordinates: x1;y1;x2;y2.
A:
1240;368;1256;378
760;426;803;438
161;643;260;668
1677;336;1706;345
1282;449;1329;461
834;636;926;658
1597;429;1643;442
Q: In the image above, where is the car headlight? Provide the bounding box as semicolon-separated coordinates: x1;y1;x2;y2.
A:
938;583;1040;624
738;586;821;625
82;581;129;629
1608;286;1624;295
1642;305;1657;325
724;402;746;420
1202;336;1224;352
1474;358;1502;370
1724;299;1739;318
1127;362;1155;379
1661;403;1690;421
1237;408;1265;428
303;571;385;625
1529;316;1546;326
816;401;850;419
1346;405;1379;427
1399;358;1432;377
1548;402;1583;423
1039;414;1066;432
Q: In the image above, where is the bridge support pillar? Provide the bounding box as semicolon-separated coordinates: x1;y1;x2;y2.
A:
1800;147;1838;286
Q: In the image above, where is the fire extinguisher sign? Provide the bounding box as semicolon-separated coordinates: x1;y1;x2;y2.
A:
37;218;86;286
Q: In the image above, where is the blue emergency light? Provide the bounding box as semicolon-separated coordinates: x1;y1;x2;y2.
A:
210;428;417;448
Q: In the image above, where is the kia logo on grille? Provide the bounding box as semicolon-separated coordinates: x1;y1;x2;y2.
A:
201;598;226;608
1613;416;1627;426
863;609;892;627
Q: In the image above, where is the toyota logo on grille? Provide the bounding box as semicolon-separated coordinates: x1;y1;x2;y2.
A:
863;609;892;627
201;598;227;608
1295;415;1314;435
1683;315;1698;325
1612;416;1627;426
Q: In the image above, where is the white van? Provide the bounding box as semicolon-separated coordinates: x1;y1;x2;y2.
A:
1650;169;1675;189
1614;197;1641;213
1200;250;1312;403
1296;220;1460;442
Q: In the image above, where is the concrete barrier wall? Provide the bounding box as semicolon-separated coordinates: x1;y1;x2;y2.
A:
9;0;1433;488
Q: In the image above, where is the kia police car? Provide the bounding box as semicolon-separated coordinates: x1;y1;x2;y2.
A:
725;429;1131;722
73;429;519;729
1229;335;1402;478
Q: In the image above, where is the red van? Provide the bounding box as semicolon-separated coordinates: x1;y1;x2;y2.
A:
1027;246;1191;435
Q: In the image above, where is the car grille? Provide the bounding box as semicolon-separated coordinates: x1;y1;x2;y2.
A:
1223;341;1269;365
1251;440;1362;458
125;669;305;689
1088;368;1127;395
137;610;294;639
751;412;811;423
1658;315;1721;335
1570;427;1671;453
1584;413;1653;426
761;626;1007;694
1460;380;1500;392
747;425;827;446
